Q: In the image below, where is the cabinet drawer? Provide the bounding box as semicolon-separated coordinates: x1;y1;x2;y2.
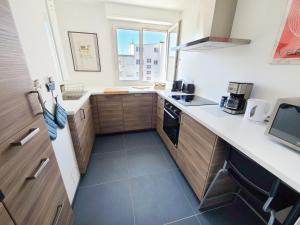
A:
157;95;164;109
0;203;14;225
4;150;68;225
0;117;49;198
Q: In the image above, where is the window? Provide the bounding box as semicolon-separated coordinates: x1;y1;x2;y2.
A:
116;27;167;81
142;30;166;81
116;29;140;81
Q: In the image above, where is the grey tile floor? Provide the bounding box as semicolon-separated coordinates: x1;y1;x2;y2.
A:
73;130;266;225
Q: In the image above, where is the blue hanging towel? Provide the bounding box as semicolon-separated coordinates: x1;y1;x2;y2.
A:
44;108;58;140
55;97;68;129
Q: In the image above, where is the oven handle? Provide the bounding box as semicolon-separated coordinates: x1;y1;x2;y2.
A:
164;108;178;120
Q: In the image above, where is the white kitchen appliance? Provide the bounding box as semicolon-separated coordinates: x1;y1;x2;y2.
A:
244;99;272;122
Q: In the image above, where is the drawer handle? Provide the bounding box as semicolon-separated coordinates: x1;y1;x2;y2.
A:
12;128;40;146
52;203;64;225
27;158;50;180
80;108;85;120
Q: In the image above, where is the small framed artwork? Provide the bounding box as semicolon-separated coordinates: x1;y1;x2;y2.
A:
272;0;300;64
68;31;101;71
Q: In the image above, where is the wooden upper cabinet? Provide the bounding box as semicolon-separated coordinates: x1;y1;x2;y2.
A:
0;203;15;225
0;0;36;144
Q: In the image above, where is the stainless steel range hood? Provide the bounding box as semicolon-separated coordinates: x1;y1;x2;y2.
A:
175;0;251;51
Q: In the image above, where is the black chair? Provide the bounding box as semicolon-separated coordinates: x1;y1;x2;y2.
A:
199;148;297;225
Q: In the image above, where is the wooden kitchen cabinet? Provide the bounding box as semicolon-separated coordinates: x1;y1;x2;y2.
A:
68;99;95;174
177;113;234;201
0;1;74;224
92;93;156;134
123;93;153;131
0;203;14;225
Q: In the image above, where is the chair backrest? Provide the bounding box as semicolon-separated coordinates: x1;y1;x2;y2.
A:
228;148;278;199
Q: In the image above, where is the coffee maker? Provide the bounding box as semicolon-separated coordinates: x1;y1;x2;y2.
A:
223;82;254;114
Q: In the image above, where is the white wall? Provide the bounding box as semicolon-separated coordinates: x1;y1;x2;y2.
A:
54;1;180;87
178;0;300;103
54;1;116;88
8;0;80;203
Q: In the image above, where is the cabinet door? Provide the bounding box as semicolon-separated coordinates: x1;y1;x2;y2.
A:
0;203;14;225
123;94;153;131
0;0;37;144
177;113;217;199
97;95;124;134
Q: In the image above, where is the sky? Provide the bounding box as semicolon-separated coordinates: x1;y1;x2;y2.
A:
117;29;166;55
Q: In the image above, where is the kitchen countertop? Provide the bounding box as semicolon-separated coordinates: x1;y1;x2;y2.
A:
62;88;300;193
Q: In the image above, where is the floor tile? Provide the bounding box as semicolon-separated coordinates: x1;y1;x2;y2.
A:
127;145;172;177
197;201;266;225
159;144;178;170
80;151;128;187
74;181;134;225
164;216;200;225
152;130;165;146
172;169;200;212
93;134;125;154
124;130;157;148
130;172;194;225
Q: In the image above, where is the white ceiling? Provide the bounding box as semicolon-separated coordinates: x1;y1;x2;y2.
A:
62;0;186;11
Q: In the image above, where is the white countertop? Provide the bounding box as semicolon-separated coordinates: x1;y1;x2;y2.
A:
62;88;300;193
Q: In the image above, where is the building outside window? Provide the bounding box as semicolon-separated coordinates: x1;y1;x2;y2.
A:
116;28;166;82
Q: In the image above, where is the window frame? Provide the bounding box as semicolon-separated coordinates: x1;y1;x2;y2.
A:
113;23;168;82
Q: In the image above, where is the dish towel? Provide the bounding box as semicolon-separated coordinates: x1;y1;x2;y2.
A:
55;97;68;129
44;108;57;140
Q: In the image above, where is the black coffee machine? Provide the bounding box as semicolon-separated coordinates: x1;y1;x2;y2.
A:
223;82;254;114
171;80;184;92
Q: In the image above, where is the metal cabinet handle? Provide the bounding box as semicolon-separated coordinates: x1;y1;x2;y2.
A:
27;158;50;180
52;204;64;225
12;128;40;146
164;109;177;120
80;108;85;120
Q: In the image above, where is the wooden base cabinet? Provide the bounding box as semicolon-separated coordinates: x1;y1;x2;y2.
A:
91;93;156;134
68;99;95;174
177;113;234;201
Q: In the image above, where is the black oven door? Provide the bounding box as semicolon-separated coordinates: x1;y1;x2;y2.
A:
163;108;180;146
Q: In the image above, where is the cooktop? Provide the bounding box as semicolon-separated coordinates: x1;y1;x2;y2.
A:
171;95;217;106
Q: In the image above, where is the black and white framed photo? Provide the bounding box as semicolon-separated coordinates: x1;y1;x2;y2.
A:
68;31;101;72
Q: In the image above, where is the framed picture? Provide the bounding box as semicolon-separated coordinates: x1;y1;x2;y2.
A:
68;31;101;71
272;0;300;64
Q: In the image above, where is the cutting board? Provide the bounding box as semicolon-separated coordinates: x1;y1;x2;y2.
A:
103;88;129;94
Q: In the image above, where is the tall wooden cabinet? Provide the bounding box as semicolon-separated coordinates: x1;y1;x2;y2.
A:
68;99;95;174
0;1;74;224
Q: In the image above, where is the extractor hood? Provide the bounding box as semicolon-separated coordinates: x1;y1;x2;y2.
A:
175;0;251;51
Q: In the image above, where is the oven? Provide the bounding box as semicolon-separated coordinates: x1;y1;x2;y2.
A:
163;100;181;146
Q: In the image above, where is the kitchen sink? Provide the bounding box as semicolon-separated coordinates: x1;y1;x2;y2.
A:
62;92;86;101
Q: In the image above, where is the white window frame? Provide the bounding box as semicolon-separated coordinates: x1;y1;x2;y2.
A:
113;23;168;83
